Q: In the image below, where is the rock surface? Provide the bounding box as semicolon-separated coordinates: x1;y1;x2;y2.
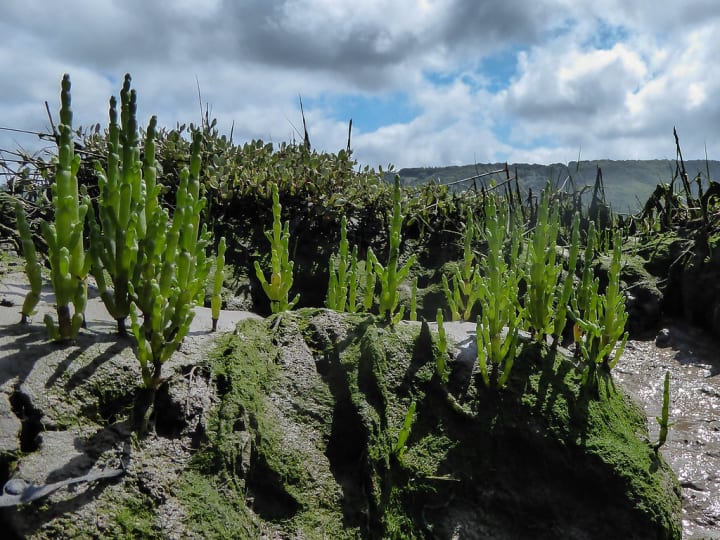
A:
0;274;682;538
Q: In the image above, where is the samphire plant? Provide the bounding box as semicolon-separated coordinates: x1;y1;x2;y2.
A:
40;74;92;341
87;74;147;336
254;183;300;313
476;195;523;388
367;176;416;324
523;185;562;342
571;220;598;350
326;214;361;312
392;400;417;461
15;201;42;324
569;229;629;383
442;207;482;321
129;129;213;390
655;371;672;452
435;308;450;384
550;211;581;347
211;236;226;332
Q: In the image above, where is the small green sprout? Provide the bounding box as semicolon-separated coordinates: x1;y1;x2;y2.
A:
655;371;673;452
211;236;226;332
435;309;449;384
393;400;417;461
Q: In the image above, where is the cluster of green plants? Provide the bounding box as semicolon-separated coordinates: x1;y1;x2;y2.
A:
11;75;231;432
324;176;417;324
9;73;642;442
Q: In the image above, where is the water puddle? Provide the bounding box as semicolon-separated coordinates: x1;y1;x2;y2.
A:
613;321;720;539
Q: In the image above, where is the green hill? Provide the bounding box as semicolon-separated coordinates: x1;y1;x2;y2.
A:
395;159;720;213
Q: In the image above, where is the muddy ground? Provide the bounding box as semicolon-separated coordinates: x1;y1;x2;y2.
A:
616;323;720;539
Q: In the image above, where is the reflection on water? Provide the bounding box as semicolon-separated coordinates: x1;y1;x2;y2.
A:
613;321;720;539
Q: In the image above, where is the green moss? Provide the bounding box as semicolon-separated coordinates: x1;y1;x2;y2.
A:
108;492;163;539
177;471;256;539
40;490;163;539
177;315;357;538
636;230;689;277
177;311;680;539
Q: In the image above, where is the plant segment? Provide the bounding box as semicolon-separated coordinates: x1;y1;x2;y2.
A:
129;129;213;390
571;220;598;350
40;74;92;340
551;212;581;347
254;183;299;313
88;75;147;335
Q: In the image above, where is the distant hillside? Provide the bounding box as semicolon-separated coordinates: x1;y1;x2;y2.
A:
394;159;720;213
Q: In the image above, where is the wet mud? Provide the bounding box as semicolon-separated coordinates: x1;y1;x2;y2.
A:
614;321;720;539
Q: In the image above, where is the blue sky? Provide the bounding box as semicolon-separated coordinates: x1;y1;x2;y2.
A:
1;1;719;171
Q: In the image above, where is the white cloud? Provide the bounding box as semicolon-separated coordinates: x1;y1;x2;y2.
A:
1;0;720;170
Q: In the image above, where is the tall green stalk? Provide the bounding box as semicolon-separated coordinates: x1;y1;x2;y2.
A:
326;215;361;312
569;230;629;382
392;400;417;461
88;75;147;335
476;195;523;388
435;309;450;383
550;212;580;347
129;129;213;390
254;183;299;313
15;201;42;324
523;186;561;342
41;74;91;341
442;207;482;321
571;220;598;351
655;371;672;452
368;176;416;324
211;237;226;332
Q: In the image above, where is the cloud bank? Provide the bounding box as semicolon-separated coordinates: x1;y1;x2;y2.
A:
2;0;719;169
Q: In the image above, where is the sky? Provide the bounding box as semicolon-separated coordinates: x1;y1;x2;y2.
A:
1;0;719;171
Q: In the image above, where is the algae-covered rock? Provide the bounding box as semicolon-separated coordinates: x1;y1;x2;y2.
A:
182;310;681;539
0;308;681;539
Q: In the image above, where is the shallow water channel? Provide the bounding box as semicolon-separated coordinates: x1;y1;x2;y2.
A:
613;321;720;539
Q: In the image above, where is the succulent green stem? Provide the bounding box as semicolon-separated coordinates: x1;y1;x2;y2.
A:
41;74;91;341
15;201;42;323
523;185;562;342
435;309;449;384
326;215;361;312
476;195;523;388
442;208;482;321
655;371;672;452
369;176;416;324
211;237;226;331
129;129;213;390
392;400;417;461
569;230;629;384
254;183;299;313
89;75;149;335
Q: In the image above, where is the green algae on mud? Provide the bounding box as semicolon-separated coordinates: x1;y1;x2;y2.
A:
179;310;681;539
